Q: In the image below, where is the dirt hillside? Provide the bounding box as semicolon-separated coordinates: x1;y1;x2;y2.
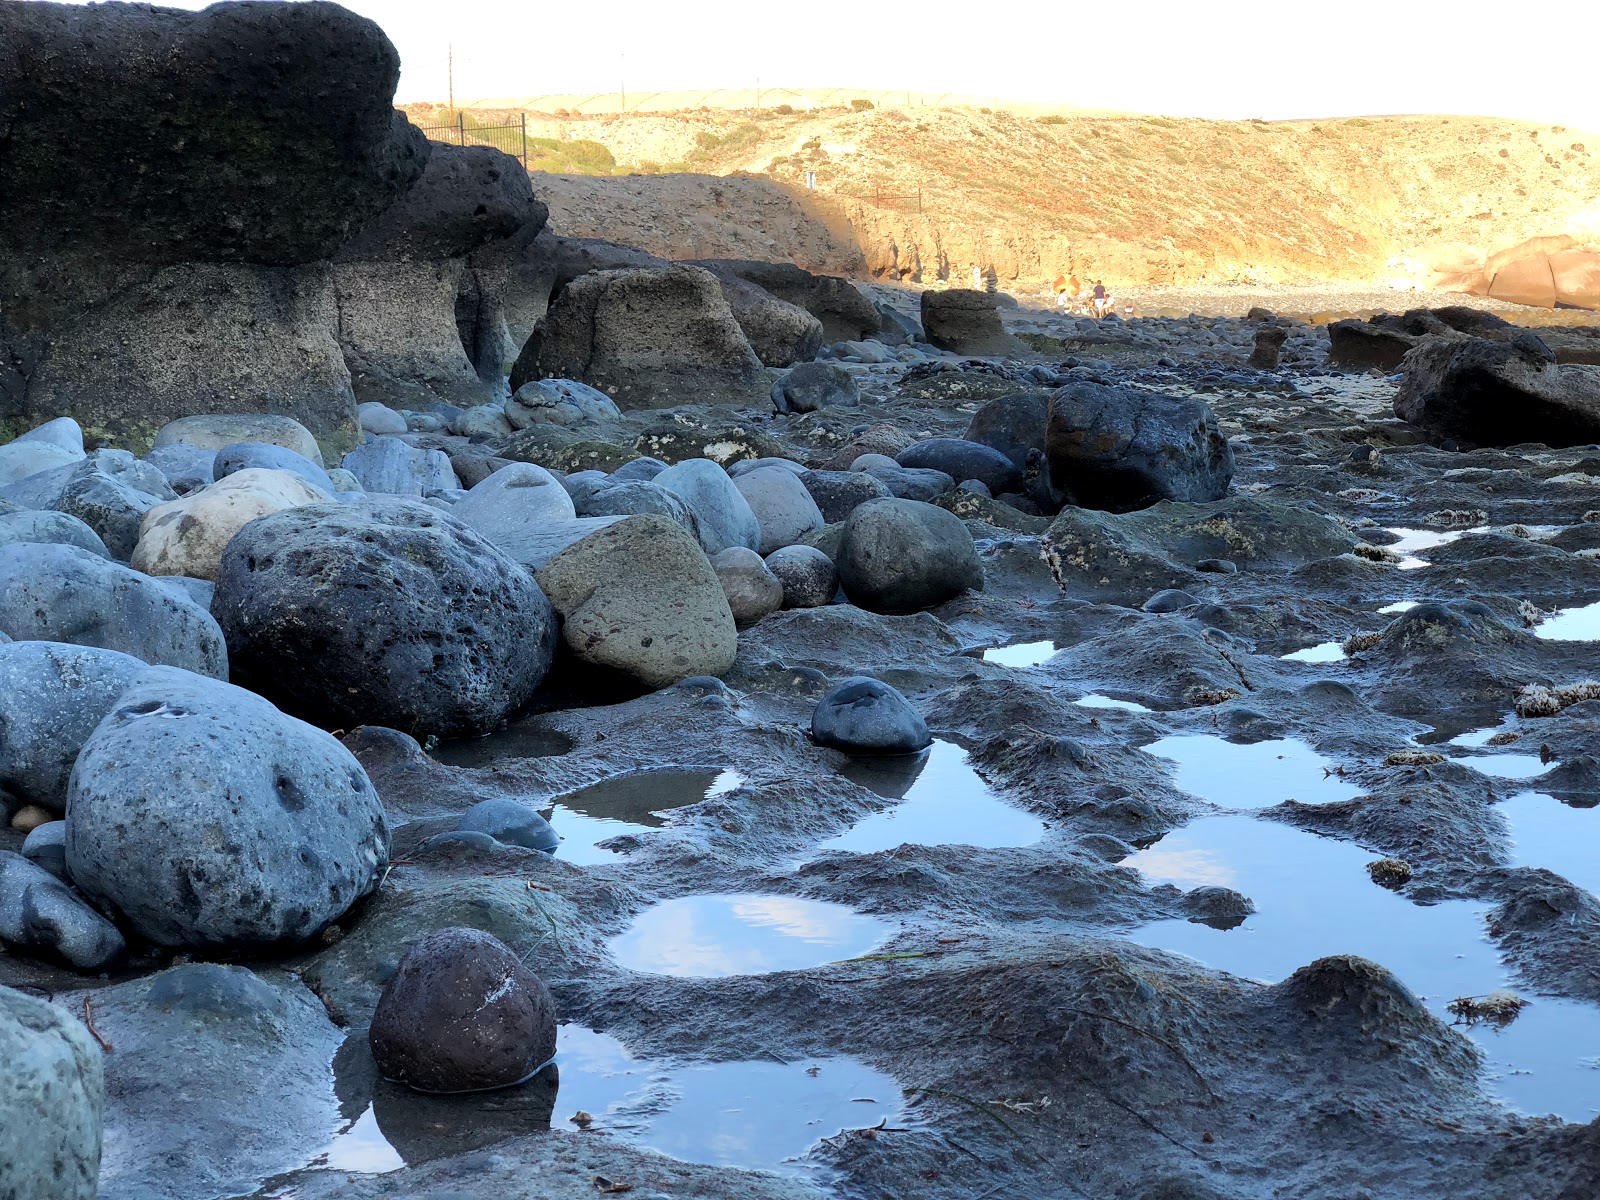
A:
402;100;1600;292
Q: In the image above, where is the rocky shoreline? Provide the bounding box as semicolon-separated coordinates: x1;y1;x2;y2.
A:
3;4;1600;1200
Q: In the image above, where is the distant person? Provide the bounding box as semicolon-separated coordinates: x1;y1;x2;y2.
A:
1092;280;1109;317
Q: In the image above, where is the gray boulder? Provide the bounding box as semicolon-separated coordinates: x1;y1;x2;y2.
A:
573;480;701;539
837;498;984;613
214;441;336;494
22;820;67;880
772;361;861;414
213;499;555;735
712;547;785;625
766;544;839;608
535;514;736;688
152;414;326;465
897;437;1022;494
1;450;177;560
370;928;557;1093
142;443;217;494
654;458;762;554
864;464;956;503
0;544;228;677
687;259;879;343
1046;382;1234;511
341;437;460;496
0;510;111;558
505;378;622;428
448;463;577;553
66;669;390;948
0;438;80;488
812;677;931;755
611;456;669;482
510;264;769;409
0;852;124;970
733;465;826;553
359;402;409;435
1393;334;1600;447
458;798;560;853
0;641;150;815
687;263;825;366
801;469;893;523
0;984;103;1200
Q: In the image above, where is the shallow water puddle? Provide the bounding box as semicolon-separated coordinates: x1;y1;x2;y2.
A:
1456;753;1554;780
1377;601;1418;614
982;640;1059;668
610;894;891;977
1535;600;1600;641
547;768;745;864
1141;736;1362;808
820;739;1046;855
431;720;576;767
1125;815;1600;1121
1075;693;1153;712
1280;640;1346;663
314;1025;901;1179
1502;791;1600;897
1383;526;1481;570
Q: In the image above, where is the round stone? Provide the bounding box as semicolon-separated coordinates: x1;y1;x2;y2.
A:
811;676;931;755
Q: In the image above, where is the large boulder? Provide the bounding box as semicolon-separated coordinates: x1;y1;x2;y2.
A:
1394;334;1600;447
836;498;984;613
0;543;228;677
812;677;931;755
1;449;177;560
897;437;1021;494
505;378;622;429
1045;382;1234;511
131;468;331;581
0;852;125;970
510;264;769;409
771;361;860;414
213;440;336;494
213;499;556;735
65;669;390;948
0;1;425;452
152;414;325;465
688;259;879;343
690;263;825;366
920;289;1019;355
0;985;103;1200
733;465;826;553
0;510;111;559
712;546;785;625
448;463;577;554
1549;249;1600;310
535;514;737;688
340;437;459;496
0;641;149;815
370;928;557;1094
1327;318;1422;372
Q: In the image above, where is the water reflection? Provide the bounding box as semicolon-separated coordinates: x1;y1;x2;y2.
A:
1126;814;1600;1121
982;640;1059;668
547;769;744;864
1502;791;1600;897
610;894;891;977
1141;735;1362;808
1535;600;1600;642
1280;641;1346;663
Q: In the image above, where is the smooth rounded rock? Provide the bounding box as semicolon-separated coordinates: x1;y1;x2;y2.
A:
448;463;577;551
214;441;336;494
0;641;150;814
766;544;838;608
771;361;860;414
733;464;826;554
0;509;111;558
0;985;103;1200
358;402;409;435
457;798;560;853
610;456;668;482
154;414;324;466
13;417;85;456
812;677;931;755
800;469;892;523
0;851;124;970
505;378;622;429
652;458;761;555
131;468;331;581
0;439;80;487
21;820;67;880
142;443;218;494
213;498;556;735
864;463;956;503
369;928;557;1094
837;498;984;614
896;437;1022;495
712;546;785;625
341;437;459;496
0;543;228;677
65;668;391;948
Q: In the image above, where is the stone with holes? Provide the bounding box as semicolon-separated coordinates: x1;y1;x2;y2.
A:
65;668;390;948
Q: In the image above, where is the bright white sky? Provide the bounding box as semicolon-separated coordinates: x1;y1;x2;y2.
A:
78;0;1600;130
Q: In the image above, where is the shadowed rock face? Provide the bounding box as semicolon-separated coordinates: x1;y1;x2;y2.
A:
1395;335;1600;447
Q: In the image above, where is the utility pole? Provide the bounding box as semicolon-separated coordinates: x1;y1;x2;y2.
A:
756;76;760;110
448;44;454;118
620;53;625;113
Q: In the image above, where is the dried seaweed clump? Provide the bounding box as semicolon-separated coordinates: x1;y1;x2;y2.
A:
1448;990;1527;1029
1384;750;1443;767
1367;858;1413;888
1342;630;1384;655
1351;544;1398;563
1425;509;1488;527
1515;681;1600;718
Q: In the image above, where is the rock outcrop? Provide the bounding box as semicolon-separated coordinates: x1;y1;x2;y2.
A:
1394;334;1600;447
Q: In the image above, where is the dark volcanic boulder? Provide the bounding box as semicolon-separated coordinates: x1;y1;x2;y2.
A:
801;469;893;523
212;498;556;735
812;677;931;755
837;498;983;613
510;265;769;409
1393;334;1600;447
1327;319;1423;372
896;437;1021;494
772;362;860;413
920;289;1019;355
1045;382;1234;511
0;1;426;451
66;668;390;949
370;928;557;1094
1248;325;1288;369
688;259;879;343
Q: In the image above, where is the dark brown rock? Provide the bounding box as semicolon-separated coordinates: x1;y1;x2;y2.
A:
1394;335;1600;447
369;928;557;1094
920;289;1019;356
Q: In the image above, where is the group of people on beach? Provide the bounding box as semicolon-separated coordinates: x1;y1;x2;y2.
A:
1052;273;1131;319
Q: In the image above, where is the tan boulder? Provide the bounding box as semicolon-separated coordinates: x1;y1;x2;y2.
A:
1550;249;1600;310
1488;253;1556;308
131;468;330;580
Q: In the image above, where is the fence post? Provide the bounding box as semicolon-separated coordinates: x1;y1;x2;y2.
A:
520;113;527;169
918;186;923;214
457;113;464;146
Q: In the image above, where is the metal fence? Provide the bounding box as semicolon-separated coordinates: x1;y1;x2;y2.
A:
416;115;528;169
837;184;924;213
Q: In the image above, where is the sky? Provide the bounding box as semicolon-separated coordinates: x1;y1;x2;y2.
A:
68;0;1600;130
